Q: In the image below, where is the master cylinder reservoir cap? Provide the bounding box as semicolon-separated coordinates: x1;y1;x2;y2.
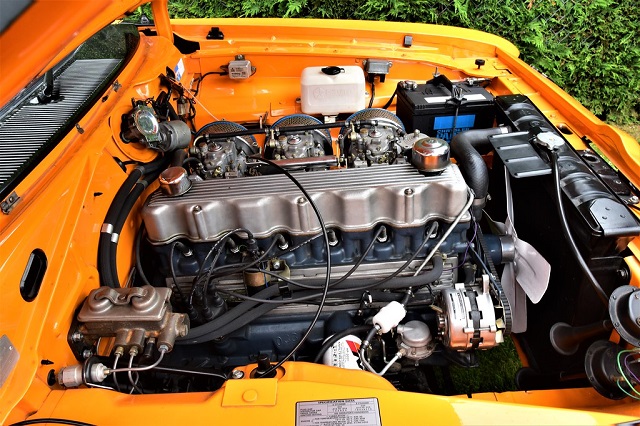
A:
159;166;192;197
411;133;450;172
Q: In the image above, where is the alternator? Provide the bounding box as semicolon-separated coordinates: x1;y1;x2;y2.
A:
436;279;503;350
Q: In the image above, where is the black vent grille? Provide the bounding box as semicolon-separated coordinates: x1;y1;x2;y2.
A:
0;58;121;201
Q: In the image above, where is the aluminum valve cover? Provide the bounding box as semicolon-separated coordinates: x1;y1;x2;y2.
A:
142;163;470;244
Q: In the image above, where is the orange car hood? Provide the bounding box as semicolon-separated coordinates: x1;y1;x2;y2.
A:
0;0;151;108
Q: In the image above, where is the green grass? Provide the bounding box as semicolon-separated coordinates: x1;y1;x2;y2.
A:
450;337;522;395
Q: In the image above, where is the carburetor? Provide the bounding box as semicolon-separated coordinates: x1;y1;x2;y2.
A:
266;114;333;161
339;108;409;167
191;120;259;178
191;139;250;178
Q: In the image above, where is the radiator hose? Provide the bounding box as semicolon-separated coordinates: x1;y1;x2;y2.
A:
450;127;509;218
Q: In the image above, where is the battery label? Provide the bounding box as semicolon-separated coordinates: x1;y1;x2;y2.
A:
433;114;476;141
296;398;381;426
463;93;489;101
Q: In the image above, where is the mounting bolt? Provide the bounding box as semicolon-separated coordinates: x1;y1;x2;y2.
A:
297;197;306;204
404;188;414;196
71;332;84;343
82;349;93;359
628;196;639;205
231;370;244;379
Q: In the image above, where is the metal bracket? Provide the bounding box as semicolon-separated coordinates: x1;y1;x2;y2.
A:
1;191;20;214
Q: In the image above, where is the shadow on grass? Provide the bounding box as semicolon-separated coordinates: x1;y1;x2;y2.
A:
449;337;522;395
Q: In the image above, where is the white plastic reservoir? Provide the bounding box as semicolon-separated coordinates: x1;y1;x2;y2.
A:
301;66;366;116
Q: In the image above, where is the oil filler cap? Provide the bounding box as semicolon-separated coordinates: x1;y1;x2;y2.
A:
159;167;192;197
411;135;450;173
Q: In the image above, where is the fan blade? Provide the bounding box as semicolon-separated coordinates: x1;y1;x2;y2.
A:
513;237;551;304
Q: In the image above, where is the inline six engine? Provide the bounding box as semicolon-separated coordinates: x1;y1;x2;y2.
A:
134;108;509;378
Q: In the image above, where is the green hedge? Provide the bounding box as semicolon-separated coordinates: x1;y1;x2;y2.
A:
139;0;640;123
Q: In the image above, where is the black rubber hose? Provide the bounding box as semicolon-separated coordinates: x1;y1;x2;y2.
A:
203;303;278;341
98;156;170;287
108;182;147;286
170;149;187;167
108;163;168;287
450;127;509;218
400;290;412;306
178;255;443;344
98;168;142;287
139;156;170;175
179;301;279;345
177;286;281;343
313;325;372;363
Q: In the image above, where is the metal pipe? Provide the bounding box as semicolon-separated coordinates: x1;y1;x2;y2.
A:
271;155;338;168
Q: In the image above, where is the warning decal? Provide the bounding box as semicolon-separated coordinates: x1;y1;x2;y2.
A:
296;398;381;426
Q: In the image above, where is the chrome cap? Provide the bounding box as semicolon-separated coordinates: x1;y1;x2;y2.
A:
411;136;450;172
159;167;192;197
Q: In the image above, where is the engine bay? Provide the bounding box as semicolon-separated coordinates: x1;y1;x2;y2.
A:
55;35;640;400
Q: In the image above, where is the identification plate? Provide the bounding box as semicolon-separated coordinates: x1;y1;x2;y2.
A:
296;398;381;426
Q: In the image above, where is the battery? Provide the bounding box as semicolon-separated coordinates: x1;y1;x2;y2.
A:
396;76;495;141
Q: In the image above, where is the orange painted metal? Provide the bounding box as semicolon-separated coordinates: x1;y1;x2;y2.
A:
13;363;640;425
0;1;639;424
